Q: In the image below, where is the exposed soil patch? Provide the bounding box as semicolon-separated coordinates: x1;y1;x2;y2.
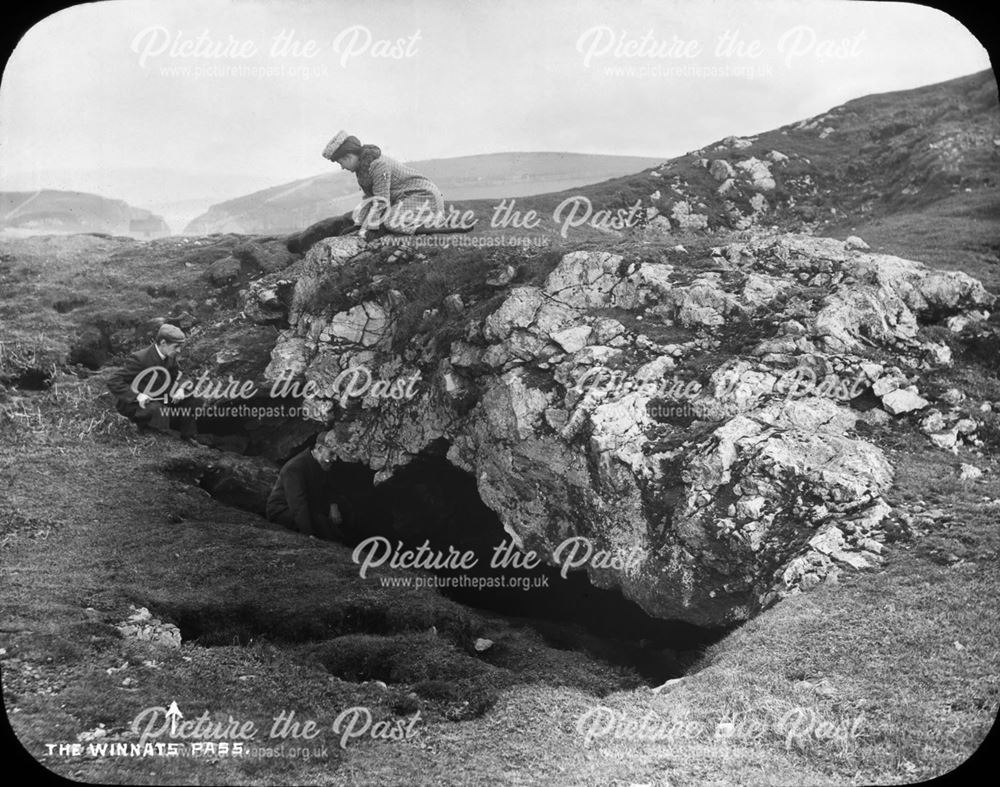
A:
0;366;53;390
52;296;89;313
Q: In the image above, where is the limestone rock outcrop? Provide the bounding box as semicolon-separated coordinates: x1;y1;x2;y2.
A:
198;234;996;626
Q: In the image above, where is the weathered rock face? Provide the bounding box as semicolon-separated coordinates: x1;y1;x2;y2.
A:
183;323;280;385
200;234;995;626
669;201;710;230
709;159;735;182
735;157;776;191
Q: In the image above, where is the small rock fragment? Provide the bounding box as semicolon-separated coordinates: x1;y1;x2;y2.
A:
920;410;947;434
860;409;891;426
929;430;959;451
881;387;929;415
77;726;108;743
959;464;983;481
486;265;516;287
443;294;464;315
940;388;966;406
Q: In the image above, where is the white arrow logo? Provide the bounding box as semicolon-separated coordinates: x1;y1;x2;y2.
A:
165;701;183;735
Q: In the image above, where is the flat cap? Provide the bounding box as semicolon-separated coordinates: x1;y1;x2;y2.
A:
156;324;186;343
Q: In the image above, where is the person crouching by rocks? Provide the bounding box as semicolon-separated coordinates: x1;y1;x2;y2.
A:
325;131;445;239
106;324;198;442
266;432;346;542
285;130;447;252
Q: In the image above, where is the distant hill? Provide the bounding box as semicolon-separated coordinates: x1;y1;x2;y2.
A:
0;168;285;235
0;190;170;237
451;69;999;238
432;69;998;287
183;152;666;234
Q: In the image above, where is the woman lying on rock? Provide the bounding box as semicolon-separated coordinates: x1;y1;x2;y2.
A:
286;130;472;253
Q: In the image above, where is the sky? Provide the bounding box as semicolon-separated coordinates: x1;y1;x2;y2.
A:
0;0;993;206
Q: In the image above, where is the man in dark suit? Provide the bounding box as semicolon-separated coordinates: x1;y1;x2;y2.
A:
106;323;197;439
266;432;349;541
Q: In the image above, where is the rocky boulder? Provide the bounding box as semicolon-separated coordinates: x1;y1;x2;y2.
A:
709;159;735;182
735;157;776;191
205;256;241;286
232;240;296;275
193;232;996;626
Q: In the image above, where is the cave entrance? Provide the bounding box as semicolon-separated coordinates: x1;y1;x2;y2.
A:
178;436;728;686
188;394;321;459
337;451;728;685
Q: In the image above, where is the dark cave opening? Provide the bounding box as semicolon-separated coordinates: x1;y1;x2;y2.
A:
311;448;727;684
176;431;729;685
188;394;321;459
0;367;53;390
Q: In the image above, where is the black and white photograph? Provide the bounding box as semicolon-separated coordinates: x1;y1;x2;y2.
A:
1;0;997;783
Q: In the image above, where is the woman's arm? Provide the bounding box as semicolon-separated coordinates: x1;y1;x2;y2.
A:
357;159;392;238
370;158;391;205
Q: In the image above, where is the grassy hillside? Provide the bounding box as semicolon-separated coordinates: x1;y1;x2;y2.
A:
2;233;998;784
584;68;998;226
443;69;1000;288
